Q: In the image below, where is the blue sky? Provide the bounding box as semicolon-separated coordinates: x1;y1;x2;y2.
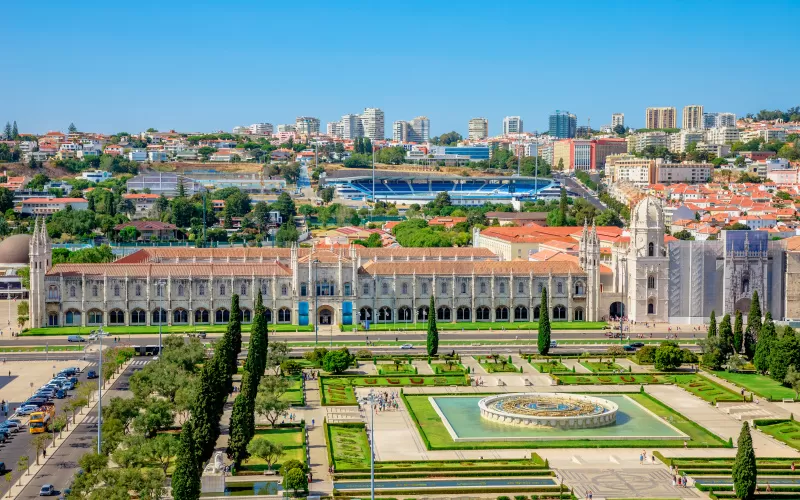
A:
2;0;798;136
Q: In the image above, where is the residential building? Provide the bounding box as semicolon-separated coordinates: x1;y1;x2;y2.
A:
249;123;274;135
654;160;713;184
19;198;89;215
503;116;524;136
552;138;627;172
611;113;624;129
104;144;124;156
295;117;320;136
605;155;653;187
484;211;548;226
703;112;736;129
393;116;429;143
326;122;342;137
670;130;705;153
126;150;147;162
277;124;296;134
148;151;168;163
468;118;489;140
126;173;206;197
392;121;408;142
682;105;704;130
122;193;161;219
341;114;362;139
645;107;677;129
114;221;179;241
80;170;113;183
549;110;577;139
627;131;670;153
706;126;740;145
360;108;385;141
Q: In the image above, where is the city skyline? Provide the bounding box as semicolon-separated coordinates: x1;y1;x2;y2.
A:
1;1;798;135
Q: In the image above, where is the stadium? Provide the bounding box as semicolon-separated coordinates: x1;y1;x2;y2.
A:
323;170;563;206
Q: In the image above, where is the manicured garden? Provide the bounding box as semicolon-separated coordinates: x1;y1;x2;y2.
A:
339;321;606;332
531;361;568;373
376;362;417;375
320;374;469;405
24;323;313;336
711;370;798;401
0;345;85;352
580;360;624;372
476;355;519;373
431;362;467;374
326;423;371;470
281;376;305;406
238;426;306;473
660;454;800;475
402;392;728;449
755;419;800;451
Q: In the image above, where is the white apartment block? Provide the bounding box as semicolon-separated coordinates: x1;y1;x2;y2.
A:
360;108;385;141
611;113;624;128
703;112;736;129
250;123;273;135
503;116;523;135
277;124;296;134
655;160;712;184
605;155;653;186
682;105;704;130
295;117;320;136
392;121;409;142
326;122;343;138
341;114;362;140
627;131;669;153
706;126;740;145
669;130;704;153
469;118;489;140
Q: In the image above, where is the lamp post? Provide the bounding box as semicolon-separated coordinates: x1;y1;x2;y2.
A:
97;326;104;454
313;259;320;345
158;279;167;355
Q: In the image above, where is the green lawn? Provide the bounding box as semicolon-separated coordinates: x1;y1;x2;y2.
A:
23;324;313;336
0;345;85;352
756;420;800;451
239;426;305;472
403;392;728;450
475;356;518;373
580;361;624;372
376;363;416;375
326;423;371;470
281;376;304;406
320;374;468;405
711;370;797;401
532;361;568;373
553;373;742;404
431;362;467;374
339;321;607;332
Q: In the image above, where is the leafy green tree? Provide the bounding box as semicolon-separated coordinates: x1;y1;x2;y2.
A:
719;313;734;357
733;310;743;355
275;222;299;247
254;375;290;426
557;187;568;226
754;312;775;373
745;290;761;358
770;327;800;382
192;354;227;464
323;348;353;374
2;122;10;140
708;310;717;338
272;192;296;222
732;422;757;500
654;342;683;371
427;295;438;356
538;287;551;355
171;420;201;500
68;122;77;134
283;467;308;495
246;438;283;472
785;366;800;399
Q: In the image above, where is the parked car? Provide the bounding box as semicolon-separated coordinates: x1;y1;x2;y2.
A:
622;345;636;352
0;462;6;473
0;421;19;432
86;370;98;379
56;389;66;399
39;484;56;496
630;342;645;348
0;430;9;443
15;405;39;416
67;335;85;343
549;340;558;348
400;344;413;349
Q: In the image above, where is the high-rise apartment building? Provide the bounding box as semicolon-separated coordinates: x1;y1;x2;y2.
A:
249;123;273;135
393;116;429;143
326;121;343;137
277;124;296;134
359;108;385;141
549;110;577;139
553;138;627;172
295;116;320;136
645;107;677;129
392;121;409;142
468;118;489;140
682;105;704;130
611;113;625;129
502;116;523;135
341;114;362;140
703;112;737;129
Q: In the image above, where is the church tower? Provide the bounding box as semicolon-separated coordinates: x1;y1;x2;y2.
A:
29;217;52;328
579;219;601;321
627;196;669;322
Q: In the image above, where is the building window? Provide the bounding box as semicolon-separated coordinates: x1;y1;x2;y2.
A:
156;284;164;297
648;242;654;257
378;306;392;322
575;282;585;295
647;276;655;289
537;282;543;293
92;285;98;297
215;308;230;323
476;306;490;321
178;284;184;296
417;306;428;320
87;309;103;325
135;284;142;297
152;308;167;324
456;306;470;321
574;308;584;321
219;284;226;296
194;308;209;324
65;310;81;325
437;306;451;321
557;282;563;294
359;307;373;322
300;283;308;296
398;306;411;322
70;286;76;298
48;285;59;300
518;281;524;294
401;283;408;295
278;307;291;323
440;281;447;294
553;305;567;320
239;308;252;323
533;305;541;320
173;309;188;324
461;282;467;294
382;282;389;295
480;282;486;294
344;282;351;296
363;283;370;295
648;301;655;315
48;312;58;326
514;305;528;320
422;283;428;295
281;285;288;296
113;285;120;297
499;282;505;294
109;309;124;325
262;283;268;296
131;309;146;324
198;284;205;296
264;308;273;323
495;306;509;321
241;283;247;296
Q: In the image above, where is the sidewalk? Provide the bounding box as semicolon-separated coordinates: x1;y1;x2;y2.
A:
303;377;332;496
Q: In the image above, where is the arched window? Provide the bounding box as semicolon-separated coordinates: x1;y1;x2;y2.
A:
514;305;528;321
152;308;167;324
415;305;428;320
178;284;184;296
422;282;428;295
264;308;273;323
48;285;59;300
574;307;584;321
239;308;252;323
437;306;451;321
456;306;470;321
65;309;81;325
87;309;103;325
113;285;120;297
553;305;567;320
363;282;370;295
461;282;467;294
92;285;98;297
496;306;509;320
533;305;541;320
109;309;124;325
219;284;226;296
262;283;269;296
198;284;205;296
647;275;655;289
173;308;188;324
344;282;351;296
48;312;58;326
476;306;490;321
648;301;655;315
518;281;524;294
359;307;373;322
194;308;209;324
131;309;146;324
300;283;308;296
648;242;654;257
281;285;288;296
69;286;76;298
215;308;230;323
382;282;389;295
557;282;563;294
278;307;292;323
135;284;142;297
241;283;247;296
440;281;447;294
480;282;487;294
499;282;505;294
378;306;392;322
401;283;408;295
398;306;412;322
575;282;585;295
156;284;164;297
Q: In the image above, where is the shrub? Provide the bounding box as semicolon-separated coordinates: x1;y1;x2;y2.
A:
280;360;303;375
356;349;373;359
607;345;626;356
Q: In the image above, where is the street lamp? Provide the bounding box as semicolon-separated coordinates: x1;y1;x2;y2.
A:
312;259;320;346
97;326;104;454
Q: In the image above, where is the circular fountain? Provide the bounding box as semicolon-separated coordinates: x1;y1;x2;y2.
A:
478;393;618;429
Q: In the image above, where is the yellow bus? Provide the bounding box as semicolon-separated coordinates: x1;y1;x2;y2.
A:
29;412;51;434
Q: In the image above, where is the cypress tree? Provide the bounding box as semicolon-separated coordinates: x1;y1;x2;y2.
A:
753;311;775;374
192;354;227;464
732;422;757;500
719;313;734;357
11;121;18;140
745;290;762;358
3;122;10;140
708;310;717;338
426;295;438;356
172;420;201;500
538;287;551;355
558;188;568;226
734;310;743;355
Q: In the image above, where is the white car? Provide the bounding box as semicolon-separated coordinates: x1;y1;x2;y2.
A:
15;405;39;415
400;344;414;350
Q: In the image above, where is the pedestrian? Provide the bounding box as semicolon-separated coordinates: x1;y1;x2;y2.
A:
683;440;687;449
43;448;46;458
639;452;643;465
792;462;796;472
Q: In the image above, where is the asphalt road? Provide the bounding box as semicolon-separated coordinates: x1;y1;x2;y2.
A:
558;174;605;210
12;360;146;499
0;362;99;498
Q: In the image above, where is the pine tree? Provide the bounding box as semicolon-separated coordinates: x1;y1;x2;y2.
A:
426;295;438;356
538;287;551;355
708;310;717;338
3;122;10;140
719;313;734;357
732;422;757;500
178;177;186;198
11;121;18;140
172;420;201;500
734;310;743;355
68;122;77;134
745;290;762;358
754;311;775;374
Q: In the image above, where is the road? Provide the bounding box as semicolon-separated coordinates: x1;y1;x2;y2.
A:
13;360;147;499
0;361;100;498
557;174;605;210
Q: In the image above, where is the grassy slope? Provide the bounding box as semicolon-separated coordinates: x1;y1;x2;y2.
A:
711;370;797;400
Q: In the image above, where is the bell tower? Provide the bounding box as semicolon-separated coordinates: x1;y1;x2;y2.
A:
579;219;600;321
627;196;669;322
28;217;52;328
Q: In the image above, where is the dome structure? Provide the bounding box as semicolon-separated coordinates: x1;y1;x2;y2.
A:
0;234;31;265
631;196;662;229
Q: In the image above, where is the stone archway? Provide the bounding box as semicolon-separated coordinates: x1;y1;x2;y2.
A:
318;306;335;326
609;302;625;318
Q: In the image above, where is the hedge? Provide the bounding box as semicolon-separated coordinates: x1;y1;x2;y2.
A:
333;470;556;480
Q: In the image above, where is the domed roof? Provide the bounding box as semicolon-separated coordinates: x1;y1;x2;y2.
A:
631;196;662;229
0;234;31;265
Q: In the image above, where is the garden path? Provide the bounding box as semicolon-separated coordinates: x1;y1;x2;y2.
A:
615;358;651;373
412;360;435;375
562;359;592;373
303;377;333;495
